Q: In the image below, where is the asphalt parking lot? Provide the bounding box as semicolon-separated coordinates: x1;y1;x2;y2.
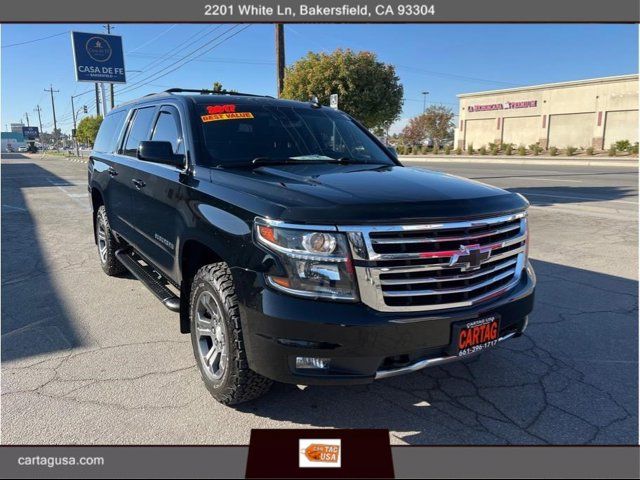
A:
2;153;637;445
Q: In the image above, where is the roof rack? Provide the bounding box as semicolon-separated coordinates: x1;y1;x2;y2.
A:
163;88;271;98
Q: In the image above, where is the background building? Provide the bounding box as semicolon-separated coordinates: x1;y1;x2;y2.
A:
455;74;638;150
1;131;25;152
9;122;25;134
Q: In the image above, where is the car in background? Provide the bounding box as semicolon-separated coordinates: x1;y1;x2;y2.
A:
17;145;28;153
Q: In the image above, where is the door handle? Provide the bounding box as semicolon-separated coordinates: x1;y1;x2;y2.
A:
132;179;146;189
108;167;118;176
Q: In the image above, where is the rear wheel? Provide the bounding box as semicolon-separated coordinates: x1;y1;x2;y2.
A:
190;263;273;405
96;206;126;276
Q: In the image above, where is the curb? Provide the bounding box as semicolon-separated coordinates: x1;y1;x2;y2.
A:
399;155;638;168
37;154;88;163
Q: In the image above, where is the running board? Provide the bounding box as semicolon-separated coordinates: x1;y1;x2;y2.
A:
115;249;180;312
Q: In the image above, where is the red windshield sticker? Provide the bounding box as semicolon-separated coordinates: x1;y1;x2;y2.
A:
201;111;254;122
206;104;236;114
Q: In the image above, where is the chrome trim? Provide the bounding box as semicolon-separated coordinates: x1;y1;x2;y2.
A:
381;268;516;297
338;212;526;234
379;258;518;285
379;246;525;274
338;211;527;262
370;223;520;245
375;332;517;379
364;233;526;261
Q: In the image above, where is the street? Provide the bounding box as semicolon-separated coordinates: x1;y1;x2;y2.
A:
1;154;637;445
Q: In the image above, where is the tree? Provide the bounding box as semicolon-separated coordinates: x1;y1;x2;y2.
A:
401;105;455;148
282;48;404;130
423;105;455;149
401;115;429;146
212;82;237;93
76;115;103;147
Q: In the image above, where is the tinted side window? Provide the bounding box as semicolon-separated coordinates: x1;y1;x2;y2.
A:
122;107;156;157
93;110;126;152
151;110;183;154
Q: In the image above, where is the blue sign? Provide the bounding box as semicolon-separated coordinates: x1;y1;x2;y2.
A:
71;31;126;84
22;126;39;139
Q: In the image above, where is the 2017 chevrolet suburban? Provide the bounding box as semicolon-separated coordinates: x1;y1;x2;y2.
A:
88;88;535;405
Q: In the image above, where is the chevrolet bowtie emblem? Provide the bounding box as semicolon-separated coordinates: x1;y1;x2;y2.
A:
449;244;492;271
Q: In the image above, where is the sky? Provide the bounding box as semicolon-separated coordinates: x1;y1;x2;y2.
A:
1;23;638;135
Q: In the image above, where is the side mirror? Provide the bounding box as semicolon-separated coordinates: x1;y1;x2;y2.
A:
387;146;398;159
137;141;184;168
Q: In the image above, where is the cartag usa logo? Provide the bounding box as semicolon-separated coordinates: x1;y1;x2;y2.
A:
299;439;341;468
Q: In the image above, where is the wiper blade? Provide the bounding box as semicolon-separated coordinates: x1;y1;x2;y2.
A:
251;156;365;167
251;157;307;166
335;156;364;164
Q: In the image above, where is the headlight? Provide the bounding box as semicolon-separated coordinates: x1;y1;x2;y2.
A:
255;219;358;301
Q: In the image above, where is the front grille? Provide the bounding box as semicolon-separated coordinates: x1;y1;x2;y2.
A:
340;212;528;312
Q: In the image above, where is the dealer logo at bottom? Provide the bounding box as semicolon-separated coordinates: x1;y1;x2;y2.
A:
299;439;341;468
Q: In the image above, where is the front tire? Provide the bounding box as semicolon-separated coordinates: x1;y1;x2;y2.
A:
190;263;273;405
96;205;126;276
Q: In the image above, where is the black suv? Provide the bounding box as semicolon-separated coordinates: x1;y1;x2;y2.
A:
89;89;535;405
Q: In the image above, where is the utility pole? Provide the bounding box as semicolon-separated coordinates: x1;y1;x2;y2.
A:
24;112;30;127
44;85;59;148
275;24;285;98
71;95;80;157
421;91;429;114
34;105;43;134
100;83;108;117
104;24;115;109
95;83;101;116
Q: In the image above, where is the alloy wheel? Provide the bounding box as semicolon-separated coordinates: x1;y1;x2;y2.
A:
195;290;228;381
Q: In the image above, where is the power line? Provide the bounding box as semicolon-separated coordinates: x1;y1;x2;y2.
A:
283;24;519;88
49;101;97;132
2;30;69;48
54;88;96;125
116;25;251;98
117;25;229;93
128;52;274;66
128;24;177;53
124;24;218;84
396;64;520;87
404;97;458;107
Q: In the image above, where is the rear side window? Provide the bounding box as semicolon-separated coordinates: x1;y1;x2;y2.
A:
93;110;126;153
122;107;156;157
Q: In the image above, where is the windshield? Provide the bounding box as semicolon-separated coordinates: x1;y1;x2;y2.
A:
196;103;395;167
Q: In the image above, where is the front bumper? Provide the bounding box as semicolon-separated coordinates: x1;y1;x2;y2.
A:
234;262;535;385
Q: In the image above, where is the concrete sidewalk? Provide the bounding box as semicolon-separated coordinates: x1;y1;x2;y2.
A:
400;155;638;168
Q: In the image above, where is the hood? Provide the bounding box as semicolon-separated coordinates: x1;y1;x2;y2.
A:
207;163;528;224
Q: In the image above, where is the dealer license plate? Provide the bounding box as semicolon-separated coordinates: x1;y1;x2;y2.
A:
450;315;501;357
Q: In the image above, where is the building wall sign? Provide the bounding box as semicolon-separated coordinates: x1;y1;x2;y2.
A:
468;100;537;112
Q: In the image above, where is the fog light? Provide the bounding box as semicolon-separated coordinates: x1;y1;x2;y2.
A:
296;357;330;370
